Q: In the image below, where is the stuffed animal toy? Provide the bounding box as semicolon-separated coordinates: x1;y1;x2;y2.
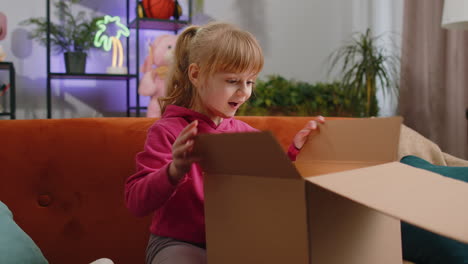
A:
139;34;178;117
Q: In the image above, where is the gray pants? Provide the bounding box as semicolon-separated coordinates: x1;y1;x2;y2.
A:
146;234;207;264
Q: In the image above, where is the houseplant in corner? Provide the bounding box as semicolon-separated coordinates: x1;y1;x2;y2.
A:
327;28;400;117
21;0;102;74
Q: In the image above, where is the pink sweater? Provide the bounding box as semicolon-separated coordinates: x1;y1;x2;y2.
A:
125;105;299;244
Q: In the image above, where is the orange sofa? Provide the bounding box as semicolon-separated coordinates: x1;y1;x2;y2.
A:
0;116;326;264
0;116;429;264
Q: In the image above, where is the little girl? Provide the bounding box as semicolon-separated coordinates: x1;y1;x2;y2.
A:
125;21;325;264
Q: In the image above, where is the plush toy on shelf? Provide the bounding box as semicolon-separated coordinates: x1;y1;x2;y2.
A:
139;34;178;117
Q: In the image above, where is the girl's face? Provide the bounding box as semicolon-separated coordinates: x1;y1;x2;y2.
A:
190;65;256;125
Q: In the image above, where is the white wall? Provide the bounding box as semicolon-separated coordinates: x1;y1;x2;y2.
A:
0;0;403;119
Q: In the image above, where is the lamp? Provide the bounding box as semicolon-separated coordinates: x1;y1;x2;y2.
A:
442;0;468;29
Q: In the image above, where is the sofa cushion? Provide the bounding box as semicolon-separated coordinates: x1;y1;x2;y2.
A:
0;201;48;264
400;155;468;264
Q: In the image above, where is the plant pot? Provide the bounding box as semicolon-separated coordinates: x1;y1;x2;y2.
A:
64;52;87;74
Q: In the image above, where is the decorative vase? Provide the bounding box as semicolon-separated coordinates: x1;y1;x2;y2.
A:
64;52;87;74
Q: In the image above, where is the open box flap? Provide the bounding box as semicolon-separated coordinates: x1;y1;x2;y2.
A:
194;131;301;179
296;117;402;165
305;162;468;244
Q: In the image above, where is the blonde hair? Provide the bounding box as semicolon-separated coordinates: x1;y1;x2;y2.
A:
160;21;264;114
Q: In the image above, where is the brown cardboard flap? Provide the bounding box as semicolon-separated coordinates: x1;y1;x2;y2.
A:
194;131;300;179
297;117;402;163
305;162;468;243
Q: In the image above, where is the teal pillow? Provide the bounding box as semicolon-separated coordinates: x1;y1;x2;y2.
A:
0;201;48;264
400;155;468;264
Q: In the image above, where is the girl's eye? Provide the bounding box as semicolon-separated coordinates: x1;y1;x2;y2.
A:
227;79;237;84
247;81;255;85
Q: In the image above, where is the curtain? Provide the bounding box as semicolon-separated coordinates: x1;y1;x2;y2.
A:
399;0;468;159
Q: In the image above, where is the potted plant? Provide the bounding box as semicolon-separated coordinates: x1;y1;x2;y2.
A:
237;75;365;117
21;0;103;74
327;28;400;117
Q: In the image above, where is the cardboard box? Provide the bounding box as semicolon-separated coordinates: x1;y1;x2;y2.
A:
194;117;468;264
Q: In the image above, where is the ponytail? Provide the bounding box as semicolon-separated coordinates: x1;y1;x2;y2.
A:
160;25;200;114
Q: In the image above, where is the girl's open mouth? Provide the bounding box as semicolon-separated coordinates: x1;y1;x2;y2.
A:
229;102;239;108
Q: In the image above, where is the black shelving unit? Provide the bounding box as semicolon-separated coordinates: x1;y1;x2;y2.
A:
45;0;140;118
45;0;191;118
0;62;16;119
127;0;192;117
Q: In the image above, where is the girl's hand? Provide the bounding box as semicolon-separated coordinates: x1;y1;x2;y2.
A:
168;120;199;184
293;116;325;149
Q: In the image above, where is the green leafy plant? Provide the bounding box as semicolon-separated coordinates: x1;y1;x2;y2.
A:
327;28;400;117
20;0;103;53
238;75;366;117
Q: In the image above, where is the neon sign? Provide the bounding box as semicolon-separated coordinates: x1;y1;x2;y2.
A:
94;15;130;73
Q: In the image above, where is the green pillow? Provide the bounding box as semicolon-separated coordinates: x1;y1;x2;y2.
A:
400;155;468;264
0;201;48;264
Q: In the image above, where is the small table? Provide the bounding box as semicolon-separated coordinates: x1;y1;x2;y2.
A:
0;62;15;119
